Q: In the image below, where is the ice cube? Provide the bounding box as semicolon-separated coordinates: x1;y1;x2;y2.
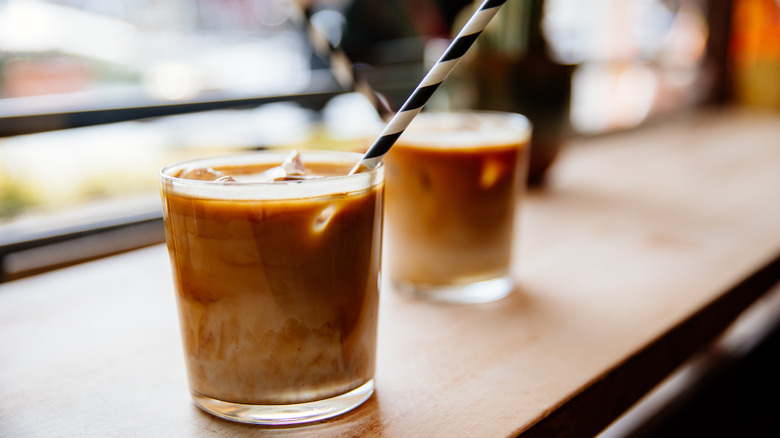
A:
480;159;505;189
256;151;324;182
179;166;225;181
313;203;336;232
280;150;306;177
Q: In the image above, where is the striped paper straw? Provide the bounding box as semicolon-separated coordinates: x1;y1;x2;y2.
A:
291;0;395;121
352;0;508;173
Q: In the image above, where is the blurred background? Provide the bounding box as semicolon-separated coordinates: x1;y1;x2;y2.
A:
0;0;778;281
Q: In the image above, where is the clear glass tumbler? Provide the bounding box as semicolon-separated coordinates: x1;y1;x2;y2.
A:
159;150;384;424
384;111;530;304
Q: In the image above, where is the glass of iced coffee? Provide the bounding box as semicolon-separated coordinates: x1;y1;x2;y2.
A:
384;111;530;304
159;150;384;425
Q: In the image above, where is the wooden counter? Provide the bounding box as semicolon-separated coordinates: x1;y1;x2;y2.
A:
1;108;779;437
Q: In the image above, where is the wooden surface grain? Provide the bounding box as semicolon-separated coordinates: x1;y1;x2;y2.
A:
1;108;779;437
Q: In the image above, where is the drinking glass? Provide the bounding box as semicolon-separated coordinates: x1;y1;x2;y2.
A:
160;150;384;424
384;111;530;304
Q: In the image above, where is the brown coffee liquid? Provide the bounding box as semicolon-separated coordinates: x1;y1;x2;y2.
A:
163;161;383;405
385;141;526;286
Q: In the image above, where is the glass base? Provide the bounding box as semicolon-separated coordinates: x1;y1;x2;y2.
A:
394;276;514;304
191;379;374;425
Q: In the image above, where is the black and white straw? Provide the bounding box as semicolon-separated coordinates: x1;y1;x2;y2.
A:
292;0;395;121
352;0;508;173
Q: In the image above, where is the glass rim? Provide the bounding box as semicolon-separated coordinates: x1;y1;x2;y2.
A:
159;150;383;200
411;110;530;127
397;110;532;148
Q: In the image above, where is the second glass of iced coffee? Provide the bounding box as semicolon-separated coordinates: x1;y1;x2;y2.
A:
384;111;530;304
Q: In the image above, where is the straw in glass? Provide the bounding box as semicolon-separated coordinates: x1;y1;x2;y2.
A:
291;0;395;121
351;0;508;173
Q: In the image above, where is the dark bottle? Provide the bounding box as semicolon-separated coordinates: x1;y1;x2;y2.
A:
447;0;575;185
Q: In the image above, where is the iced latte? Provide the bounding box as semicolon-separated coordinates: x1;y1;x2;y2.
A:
159;151;384;424
384;111;530;303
